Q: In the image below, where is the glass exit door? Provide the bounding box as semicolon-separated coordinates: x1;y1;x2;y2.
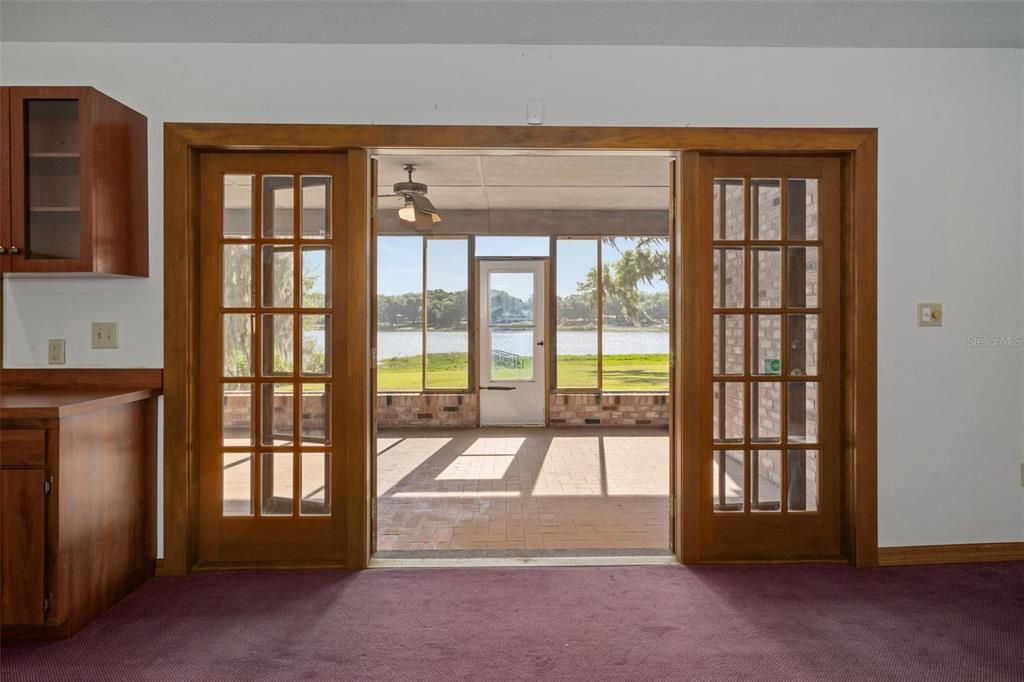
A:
478;258;548;426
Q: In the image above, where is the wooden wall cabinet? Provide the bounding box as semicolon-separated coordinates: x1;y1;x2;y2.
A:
0;86;148;276
0;371;160;638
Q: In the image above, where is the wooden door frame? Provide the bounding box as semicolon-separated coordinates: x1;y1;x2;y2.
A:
163;124;877;574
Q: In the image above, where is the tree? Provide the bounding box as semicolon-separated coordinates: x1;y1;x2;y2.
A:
577;238;669;327
426;289;469;330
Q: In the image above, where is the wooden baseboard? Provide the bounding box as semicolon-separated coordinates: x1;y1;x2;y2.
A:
878;542;1024;566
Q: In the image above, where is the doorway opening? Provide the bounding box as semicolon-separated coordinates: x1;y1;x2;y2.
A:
372;152;675;558
165;123;877;573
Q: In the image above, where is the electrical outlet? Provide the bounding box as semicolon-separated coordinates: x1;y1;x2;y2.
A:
91;322;119;349
48;339;66;365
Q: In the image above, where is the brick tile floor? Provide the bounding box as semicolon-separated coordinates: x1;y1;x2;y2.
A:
376;427;671;554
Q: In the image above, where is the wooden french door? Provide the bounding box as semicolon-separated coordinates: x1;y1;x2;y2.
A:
698;155;841;560
197;153;347;565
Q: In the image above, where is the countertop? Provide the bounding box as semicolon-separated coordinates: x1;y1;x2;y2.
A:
0;387;161;419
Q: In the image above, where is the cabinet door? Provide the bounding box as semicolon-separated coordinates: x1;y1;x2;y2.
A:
1;469;47;625
9;87;91;273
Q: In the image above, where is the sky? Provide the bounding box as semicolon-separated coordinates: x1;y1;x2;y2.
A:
376;236;668;299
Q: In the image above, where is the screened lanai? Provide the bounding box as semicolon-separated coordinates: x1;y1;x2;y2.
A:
371;153;675;557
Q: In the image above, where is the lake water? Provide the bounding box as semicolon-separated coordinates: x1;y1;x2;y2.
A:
376;329;669;358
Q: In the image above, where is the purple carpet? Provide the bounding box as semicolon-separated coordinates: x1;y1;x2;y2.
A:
3;563;1022;680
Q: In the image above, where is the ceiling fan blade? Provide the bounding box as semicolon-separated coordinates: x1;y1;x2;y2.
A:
411;193;442;223
414;207;433;230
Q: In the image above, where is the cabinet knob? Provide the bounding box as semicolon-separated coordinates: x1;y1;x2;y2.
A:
9;246;20;255
0;246;5;255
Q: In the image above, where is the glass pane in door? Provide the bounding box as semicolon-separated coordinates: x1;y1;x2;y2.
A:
712;450;744;511
223;174;254;237
489;271;535;381
752;450;782;511
300;452;331;516
300;176;331;238
787;450;820;512
222;453;253;516
262;176;294;237
261;452;294;516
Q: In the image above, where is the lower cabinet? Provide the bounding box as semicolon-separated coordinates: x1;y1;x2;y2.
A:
1;467;47;625
0;393;157;638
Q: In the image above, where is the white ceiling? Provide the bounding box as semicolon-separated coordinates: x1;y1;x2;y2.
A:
2;0;1022;48
376;154;672;211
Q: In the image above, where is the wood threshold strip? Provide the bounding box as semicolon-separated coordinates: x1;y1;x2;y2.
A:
369;555;678;569
878;542;1024;566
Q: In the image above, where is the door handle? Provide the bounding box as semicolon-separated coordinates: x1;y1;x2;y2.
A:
536;341;544;346
482;386;516;391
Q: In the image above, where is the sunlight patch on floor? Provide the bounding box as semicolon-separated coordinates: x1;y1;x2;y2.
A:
530;437;602;497
461;437;526;455
436;455;516;481
603;436;670;496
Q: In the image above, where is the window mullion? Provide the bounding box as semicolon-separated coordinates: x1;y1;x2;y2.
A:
597;238;604;392
421;237;428;392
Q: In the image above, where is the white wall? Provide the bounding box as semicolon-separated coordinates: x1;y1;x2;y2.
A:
1;43;1022;552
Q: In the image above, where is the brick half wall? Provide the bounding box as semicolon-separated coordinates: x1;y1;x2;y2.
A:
376;392;669;428
548;393;669;427
377;393;478;428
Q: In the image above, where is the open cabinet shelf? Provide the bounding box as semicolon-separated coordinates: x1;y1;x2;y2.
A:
27;153;80;159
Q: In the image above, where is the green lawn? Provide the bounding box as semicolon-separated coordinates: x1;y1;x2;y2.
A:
377;353;668;392
559;354;669;391
377;353;469;392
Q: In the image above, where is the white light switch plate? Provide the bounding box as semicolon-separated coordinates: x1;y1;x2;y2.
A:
92;322;119;349
48;339;66;365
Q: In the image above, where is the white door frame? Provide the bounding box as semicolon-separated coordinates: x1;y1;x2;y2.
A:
477;258;548;426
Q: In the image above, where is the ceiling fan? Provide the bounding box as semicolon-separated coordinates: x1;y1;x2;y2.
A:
391;163;441;229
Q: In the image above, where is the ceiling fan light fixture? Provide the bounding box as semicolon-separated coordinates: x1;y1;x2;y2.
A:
398;197;417;222
394;164;442;227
